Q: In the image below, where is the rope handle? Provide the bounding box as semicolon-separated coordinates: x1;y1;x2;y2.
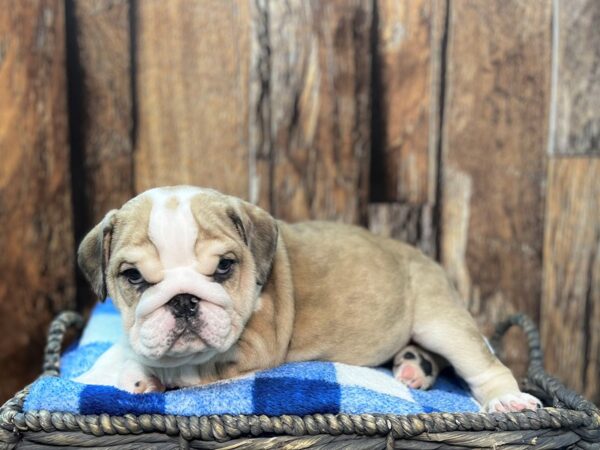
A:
42;311;84;377
492;314;599;415
490;313;544;370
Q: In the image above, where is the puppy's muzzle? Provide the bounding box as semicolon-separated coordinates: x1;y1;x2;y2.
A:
167;294;199;319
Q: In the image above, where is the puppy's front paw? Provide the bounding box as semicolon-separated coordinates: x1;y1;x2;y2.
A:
118;359;165;393
131;375;165;394
393;345;438;390
485;392;542;413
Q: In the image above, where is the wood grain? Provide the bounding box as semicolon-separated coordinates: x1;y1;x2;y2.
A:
439;1;551;377
368;203;435;257
70;0;133;226
541;159;600;403
0;1;75;402
550;0;600;155
247;0;271;208
370;0;437;205
261;0;372;224
134;0;251;198
368;0;445;256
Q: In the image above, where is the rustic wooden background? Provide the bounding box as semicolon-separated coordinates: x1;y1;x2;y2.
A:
0;0;598;405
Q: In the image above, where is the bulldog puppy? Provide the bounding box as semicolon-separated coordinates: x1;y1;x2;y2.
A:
76;186;541;413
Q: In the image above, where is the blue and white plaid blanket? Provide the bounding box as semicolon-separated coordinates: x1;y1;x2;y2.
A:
24;300;480;416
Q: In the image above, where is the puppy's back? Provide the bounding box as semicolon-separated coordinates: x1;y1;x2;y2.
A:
280;221;421;365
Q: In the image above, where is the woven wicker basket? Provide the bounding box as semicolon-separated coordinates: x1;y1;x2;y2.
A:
1;313;598;449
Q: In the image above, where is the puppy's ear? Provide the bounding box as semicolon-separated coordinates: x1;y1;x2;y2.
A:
229;202;278;286
78;210;117;300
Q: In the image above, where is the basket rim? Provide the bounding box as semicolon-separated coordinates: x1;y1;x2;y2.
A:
1;312;599;447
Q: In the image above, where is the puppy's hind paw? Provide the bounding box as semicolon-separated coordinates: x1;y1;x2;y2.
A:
485;392;542;413
393;345;438;390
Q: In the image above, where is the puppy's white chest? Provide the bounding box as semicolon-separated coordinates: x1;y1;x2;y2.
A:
153;365;204;389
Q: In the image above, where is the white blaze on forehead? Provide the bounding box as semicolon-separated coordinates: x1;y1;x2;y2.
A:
135;187;234;322
147;187;201;269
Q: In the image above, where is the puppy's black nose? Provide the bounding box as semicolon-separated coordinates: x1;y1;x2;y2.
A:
167;294;199;319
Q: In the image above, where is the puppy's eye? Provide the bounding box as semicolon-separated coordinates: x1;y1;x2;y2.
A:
215;258;235;276
121;268;145;285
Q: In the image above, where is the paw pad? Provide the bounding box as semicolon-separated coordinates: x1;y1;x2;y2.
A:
393;345;438;390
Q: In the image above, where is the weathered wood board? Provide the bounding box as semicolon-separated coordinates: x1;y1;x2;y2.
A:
0;0;75;402
368;0;445;255
368;203;435;257
246;0;271;209
134;0;252;198
69;0;134;227
261;0;372;224
541;158;600;403
439;1;551;376
67;0;134;308
370;0;438;205
550;0;600;155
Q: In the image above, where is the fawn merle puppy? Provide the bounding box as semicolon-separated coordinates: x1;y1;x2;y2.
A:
76;186;541;412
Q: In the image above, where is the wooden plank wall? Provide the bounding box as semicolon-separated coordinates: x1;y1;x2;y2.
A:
440;1;551;377
0;0;598;405
368;0;443;258
262;1;373;225
135;1;252;197
68;0;134;228
0;0;75;402
541;0;600;401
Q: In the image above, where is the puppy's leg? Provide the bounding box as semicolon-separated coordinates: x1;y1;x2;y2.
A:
393;345;443;390
74;342;125;387
118;358;165;394
74;341;164;393
410;263;541;412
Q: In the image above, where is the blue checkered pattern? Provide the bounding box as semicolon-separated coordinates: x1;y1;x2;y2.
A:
24;300;480;416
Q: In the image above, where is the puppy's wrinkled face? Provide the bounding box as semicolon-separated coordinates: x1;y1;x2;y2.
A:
78;186;278;368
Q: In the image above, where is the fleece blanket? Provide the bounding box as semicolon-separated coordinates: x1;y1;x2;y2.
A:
24;300;480;416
